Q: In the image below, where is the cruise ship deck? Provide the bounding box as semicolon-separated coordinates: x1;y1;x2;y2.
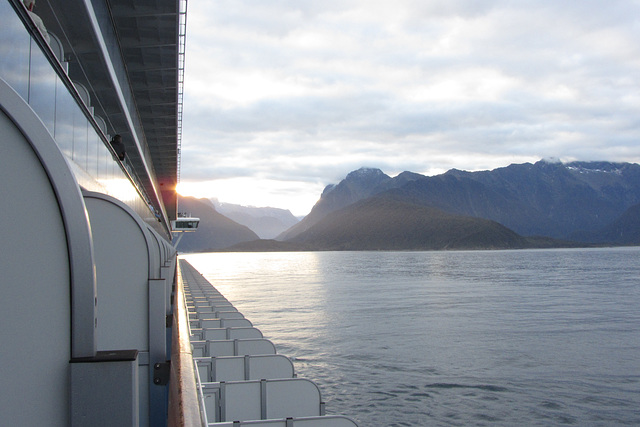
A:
0;0;356;425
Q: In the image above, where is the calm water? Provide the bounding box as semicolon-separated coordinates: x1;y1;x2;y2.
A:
183;248;640;426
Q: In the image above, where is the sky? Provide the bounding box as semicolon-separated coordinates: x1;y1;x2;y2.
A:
177;0;640;216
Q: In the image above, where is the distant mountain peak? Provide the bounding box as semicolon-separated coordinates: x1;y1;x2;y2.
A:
321;184;336;196
346;167;387;180
320;167;391;200
277;167;391;240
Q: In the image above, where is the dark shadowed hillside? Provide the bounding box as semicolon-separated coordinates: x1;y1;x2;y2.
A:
184;160;639;252
286;194;557;251
571;203;640;245
176;196;259;252
278;167;422;240
439;160;640;239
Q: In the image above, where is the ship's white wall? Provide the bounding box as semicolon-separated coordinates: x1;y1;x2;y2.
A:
84;191;174;427
86;196;150;351
0;107;71;425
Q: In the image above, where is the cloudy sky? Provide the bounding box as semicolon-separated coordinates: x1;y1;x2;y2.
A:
178;0;640;216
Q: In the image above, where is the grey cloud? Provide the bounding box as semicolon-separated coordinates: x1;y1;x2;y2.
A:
180;0;640;212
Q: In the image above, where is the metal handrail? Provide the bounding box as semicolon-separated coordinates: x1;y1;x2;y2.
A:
168;260;204;427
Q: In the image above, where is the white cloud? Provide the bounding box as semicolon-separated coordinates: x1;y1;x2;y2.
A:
180;0;640;215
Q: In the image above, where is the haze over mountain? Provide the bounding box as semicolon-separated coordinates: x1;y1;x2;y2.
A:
211;199;299;239
176;196;258;252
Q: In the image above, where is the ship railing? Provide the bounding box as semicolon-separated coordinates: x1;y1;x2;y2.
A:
200;378;325;423
209;416;359;426
194;355;295;383
178;259;359;426
191;318;253;329
169;258;204;426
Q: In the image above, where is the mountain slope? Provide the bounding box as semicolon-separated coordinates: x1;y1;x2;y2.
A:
390;173;541;233
572;203;640;244
279;160;640;245
176;196;259;252
278;167;423;240
434;160;640;239
286;194;540;250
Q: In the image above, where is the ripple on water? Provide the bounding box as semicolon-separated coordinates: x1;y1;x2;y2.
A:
184;248;640;427
425;383;509;393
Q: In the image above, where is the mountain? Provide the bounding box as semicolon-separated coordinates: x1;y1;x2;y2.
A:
277;167;423;240
279;160;640;244
176;196;259;252
211;199;299;239
285;194;563;251
422;160;640;240
572;203;640;244
179;160;639;252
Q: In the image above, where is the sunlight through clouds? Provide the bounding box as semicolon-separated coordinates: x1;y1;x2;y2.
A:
178;178;324;217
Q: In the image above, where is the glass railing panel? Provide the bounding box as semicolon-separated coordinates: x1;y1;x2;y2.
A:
71;106;88;170
2;0;166;236
0;2;30;100
86;127;99;179
27;38;56;132
54;82;76;159
97;137;110;184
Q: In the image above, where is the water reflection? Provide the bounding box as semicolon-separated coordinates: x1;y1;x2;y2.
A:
27;38;57;131
99;178;140;206
0;7;30;99
183;248;640;426
184;252;330;352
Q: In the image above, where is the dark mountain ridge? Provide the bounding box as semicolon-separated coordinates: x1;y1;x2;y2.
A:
439;160;640;238
280;160;640;244
180;160;639;252
277;167;423;240
281;194;569;251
